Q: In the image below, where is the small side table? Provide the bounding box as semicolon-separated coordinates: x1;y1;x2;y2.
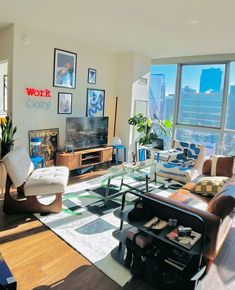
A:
113;145;127;165
30;156;45;169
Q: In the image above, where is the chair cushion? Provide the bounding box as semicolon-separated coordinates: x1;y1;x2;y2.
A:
192;176;229;197
24;166;69;196
2;146;34;187
202;155;234;177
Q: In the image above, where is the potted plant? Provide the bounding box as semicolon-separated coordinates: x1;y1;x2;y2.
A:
0;115;17;158
128;113;172;146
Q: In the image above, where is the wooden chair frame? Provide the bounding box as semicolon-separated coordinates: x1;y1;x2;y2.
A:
3;175;62;214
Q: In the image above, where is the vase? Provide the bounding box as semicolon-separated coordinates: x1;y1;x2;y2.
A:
1;143;13;158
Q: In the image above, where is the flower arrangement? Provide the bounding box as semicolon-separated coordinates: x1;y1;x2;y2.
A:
0;115;17;158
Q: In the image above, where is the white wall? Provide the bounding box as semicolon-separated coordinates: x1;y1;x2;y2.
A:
115;52;151;160
0;25;14;115
12;24;117;150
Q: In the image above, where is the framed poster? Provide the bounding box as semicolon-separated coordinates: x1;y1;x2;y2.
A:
87;68;96;84
28;128;59;166
53;48;77;89
58;92;72;114
86;88;105;117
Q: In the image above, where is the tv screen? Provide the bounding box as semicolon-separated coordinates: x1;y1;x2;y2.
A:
66;117;109;150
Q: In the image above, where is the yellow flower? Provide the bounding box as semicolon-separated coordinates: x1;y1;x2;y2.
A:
0;116;7;126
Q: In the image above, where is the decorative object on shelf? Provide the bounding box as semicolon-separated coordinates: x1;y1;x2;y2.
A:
28;128;59;166
166;227;201;250
128;113;172;146
58;92;72;114
86;88;105;117
87;68;97;84
53;48;77;89
112;136;121;146
0;115;17;158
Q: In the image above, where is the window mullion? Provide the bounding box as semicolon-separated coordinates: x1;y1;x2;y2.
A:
172;64;182;140
219;62;230;153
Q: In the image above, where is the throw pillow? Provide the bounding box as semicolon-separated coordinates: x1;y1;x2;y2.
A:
202;155;234;178
192;176;229;197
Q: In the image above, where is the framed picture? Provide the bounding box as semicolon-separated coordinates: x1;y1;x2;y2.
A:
58;92;72;114
86;88;105;117
87;68;96;84
28;128;59;166
53;48;77;89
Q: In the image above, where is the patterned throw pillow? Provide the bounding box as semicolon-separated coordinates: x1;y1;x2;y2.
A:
192;176;229;197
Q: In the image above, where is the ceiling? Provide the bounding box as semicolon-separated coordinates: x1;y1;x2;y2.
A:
0;0;235;58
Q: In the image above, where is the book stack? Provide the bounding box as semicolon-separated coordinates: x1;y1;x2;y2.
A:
127;227;153;248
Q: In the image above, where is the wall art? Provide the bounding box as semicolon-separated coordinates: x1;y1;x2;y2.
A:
53;48;77;89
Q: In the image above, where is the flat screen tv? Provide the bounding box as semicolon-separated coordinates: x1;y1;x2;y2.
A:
66;117;109;150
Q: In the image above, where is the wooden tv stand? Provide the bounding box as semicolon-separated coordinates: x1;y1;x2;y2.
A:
56;146;113;170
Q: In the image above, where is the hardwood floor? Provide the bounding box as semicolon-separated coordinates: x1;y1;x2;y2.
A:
0;169;235;290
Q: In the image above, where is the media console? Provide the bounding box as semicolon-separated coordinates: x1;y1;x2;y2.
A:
56;146;113;170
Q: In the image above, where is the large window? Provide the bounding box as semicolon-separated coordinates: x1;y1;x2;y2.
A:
149;61;235;156
179;64;225;128
149;65;177;148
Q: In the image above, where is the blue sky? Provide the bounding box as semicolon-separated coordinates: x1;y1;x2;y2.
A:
151;63;235;95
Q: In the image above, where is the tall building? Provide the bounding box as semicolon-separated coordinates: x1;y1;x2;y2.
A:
149;73;166;119
199;68;222;93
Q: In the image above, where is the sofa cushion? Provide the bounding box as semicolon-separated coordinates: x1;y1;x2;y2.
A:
192;176;229;197
202;156;234;177
24;166;69;196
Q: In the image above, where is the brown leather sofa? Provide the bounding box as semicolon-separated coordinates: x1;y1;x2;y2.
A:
146;174;235;265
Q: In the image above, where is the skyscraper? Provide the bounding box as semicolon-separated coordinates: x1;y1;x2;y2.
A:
199;68;222;93
149;73;166;119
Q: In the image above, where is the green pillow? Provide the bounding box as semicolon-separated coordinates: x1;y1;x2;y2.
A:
192;176;229;197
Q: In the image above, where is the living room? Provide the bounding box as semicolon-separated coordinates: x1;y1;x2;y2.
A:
0;1;235;289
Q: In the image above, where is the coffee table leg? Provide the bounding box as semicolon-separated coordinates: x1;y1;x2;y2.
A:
105;178;111;207
120;177;124;191
146;175;149;192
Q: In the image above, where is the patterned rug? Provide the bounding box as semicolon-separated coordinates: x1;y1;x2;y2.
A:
35;173;181;286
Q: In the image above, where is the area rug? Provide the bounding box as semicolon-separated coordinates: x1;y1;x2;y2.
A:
35;174;180;287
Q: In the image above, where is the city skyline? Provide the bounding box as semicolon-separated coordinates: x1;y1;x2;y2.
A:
150;63;235;95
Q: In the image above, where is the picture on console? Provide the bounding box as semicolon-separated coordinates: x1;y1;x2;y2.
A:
28;128;59;166
66;117;108;150
86;88;105;117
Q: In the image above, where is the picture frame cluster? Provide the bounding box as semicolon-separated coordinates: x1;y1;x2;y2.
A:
53;48;104;116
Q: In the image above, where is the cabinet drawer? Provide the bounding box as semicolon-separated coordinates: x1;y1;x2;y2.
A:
56;154;80;170
101;148;113;162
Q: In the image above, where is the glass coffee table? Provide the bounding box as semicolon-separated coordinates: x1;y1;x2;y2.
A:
101;159;158;206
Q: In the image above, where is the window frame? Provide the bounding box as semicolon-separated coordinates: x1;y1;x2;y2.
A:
150;61;235;155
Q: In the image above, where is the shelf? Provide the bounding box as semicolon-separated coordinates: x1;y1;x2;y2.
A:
111;244;127;266
112;224;134;243
114;207;209;255
81;155;100;161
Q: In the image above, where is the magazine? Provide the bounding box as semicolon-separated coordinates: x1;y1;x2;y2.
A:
166;227;201;250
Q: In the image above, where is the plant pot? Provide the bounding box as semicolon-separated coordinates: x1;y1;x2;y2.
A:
1;143;14;158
